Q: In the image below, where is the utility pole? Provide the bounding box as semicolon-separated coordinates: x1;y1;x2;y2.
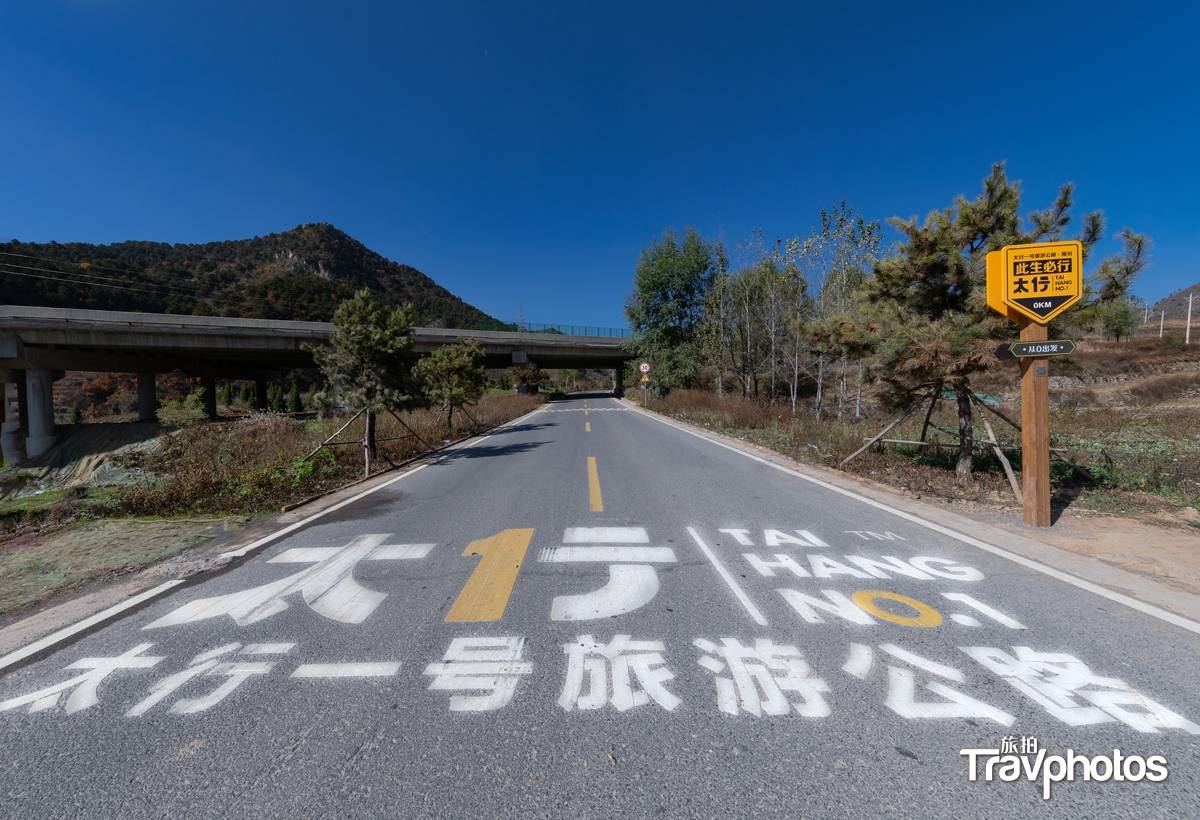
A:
1144;306;1149;325
1159;309;1165;338
1187;293;1195;346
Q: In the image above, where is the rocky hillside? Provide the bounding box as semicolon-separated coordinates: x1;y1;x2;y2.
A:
1152;281;1200;317
0;223;503;328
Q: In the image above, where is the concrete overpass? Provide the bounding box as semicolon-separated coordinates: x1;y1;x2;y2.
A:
0;306;633;464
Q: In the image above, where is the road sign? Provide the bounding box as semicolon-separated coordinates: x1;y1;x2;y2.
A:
639;362;651;374
986;240;1082;324
984;241;1084;528
640;374;650;384
1009;339;1075;358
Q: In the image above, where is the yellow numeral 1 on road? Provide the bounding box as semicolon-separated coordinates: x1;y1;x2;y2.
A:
445;528;534;622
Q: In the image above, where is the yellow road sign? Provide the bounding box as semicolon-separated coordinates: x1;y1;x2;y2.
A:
987;240;1082;324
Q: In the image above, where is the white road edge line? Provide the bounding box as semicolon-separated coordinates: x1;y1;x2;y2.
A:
686;526;768;626
0;405;548;676
632;403;1200;637
0;580;184;673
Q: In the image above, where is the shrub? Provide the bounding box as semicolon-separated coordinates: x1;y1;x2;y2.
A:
156;390;207;427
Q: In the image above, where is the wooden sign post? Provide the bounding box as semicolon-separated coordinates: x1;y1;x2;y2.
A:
986;240;1083;527
1018;321;1051;526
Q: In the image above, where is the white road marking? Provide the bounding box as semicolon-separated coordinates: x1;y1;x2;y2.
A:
291;662;401;678
0;405;548;674
563;527;649;543
686;527;768;626
539;546;676;563
550;565;661;621
942;592;1026;629
147;534;392;628
371;543;437;560
880;643;965;682
559;635;680;712
241;643;296;655
842;643;874;679
0;581;184;674
629;403;1200;637
269;543;436;563
424;637;532;711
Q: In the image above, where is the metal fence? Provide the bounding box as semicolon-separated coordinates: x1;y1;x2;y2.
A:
506;321;630;338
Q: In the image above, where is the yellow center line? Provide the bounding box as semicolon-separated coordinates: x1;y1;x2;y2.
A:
585;421;591;432
586;456;604;512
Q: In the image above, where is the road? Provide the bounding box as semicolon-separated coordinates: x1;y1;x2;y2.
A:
2;394;1198;818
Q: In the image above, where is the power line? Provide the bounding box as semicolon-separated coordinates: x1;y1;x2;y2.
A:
0;253;232;299
0;250;222;287
0;266;172;297
0;258;291;311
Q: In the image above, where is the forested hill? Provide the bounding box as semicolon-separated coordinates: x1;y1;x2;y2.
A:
0;223;504;328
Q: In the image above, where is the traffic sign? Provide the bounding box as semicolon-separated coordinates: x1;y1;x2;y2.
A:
639;362;651;374
1009;339;1075;358
986;240;1082;324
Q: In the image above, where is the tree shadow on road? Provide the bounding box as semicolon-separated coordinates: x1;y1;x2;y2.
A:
482;422;556;436
435;440;550;462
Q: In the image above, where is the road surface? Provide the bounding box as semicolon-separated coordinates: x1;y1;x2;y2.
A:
2;394;1198;818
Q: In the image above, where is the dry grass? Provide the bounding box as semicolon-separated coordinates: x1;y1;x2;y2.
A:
111;394;542;516
0;518;228;618
645;388;1199;512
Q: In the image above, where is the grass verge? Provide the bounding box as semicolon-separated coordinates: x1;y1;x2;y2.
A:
642;389;1199;516
0;393;542;619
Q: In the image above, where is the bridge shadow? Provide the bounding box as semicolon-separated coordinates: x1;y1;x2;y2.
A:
435;440;549;463
553;390;616;401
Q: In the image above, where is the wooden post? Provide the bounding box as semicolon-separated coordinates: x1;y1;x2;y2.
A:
363;410;377;477
1019;321;1051;526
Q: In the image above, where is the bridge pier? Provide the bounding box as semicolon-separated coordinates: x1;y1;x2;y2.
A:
202;375;218;420
1;377;26;466
254;377;268;411
137;372;157;422
613;367;625;397
24;368;57;459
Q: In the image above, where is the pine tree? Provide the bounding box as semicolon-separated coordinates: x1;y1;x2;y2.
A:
287;381;303;412
414;340;487;435
306;289;418;411
857;164;1106;483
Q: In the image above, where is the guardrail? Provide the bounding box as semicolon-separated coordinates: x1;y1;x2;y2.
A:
505;322;630;338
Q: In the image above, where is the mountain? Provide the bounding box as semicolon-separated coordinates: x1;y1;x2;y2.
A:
0;223;505;329
1152;281;1200;317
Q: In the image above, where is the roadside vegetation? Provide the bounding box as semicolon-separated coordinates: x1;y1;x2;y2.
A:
0;289;548;618
626;164;1198;522
642;382;1199;515
114;393;541;517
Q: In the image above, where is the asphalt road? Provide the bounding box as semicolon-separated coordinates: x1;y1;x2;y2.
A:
2;394;1198;818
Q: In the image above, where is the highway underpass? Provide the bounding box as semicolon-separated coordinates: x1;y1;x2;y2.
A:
0;305;633;464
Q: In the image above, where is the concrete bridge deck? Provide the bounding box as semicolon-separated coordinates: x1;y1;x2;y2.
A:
0;306;632;463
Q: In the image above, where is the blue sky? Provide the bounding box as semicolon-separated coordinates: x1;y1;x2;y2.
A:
3;1;1198;326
